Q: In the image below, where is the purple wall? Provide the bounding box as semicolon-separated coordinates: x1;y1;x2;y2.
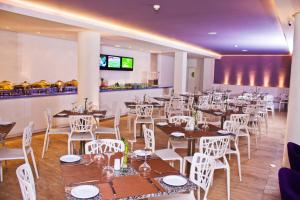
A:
214;56;291;88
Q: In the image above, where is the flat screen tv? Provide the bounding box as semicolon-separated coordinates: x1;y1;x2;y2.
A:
100;54;133;71
100;54;108;69
121;57;134;70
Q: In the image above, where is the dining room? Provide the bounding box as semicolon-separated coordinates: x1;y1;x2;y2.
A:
0;0;300;200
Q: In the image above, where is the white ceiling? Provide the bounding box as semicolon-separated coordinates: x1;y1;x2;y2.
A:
0;10;177;54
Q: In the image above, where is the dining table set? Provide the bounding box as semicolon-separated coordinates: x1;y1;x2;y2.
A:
60;152;197;200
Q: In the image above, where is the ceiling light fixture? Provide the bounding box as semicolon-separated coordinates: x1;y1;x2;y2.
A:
36;31;41;34
208;32;217;35
234;44;238;48
5;26;11;29
128;46;132;49
153;4;160;12
242;49;248;52
114;44;120;48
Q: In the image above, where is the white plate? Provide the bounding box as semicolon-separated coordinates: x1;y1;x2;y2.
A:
134;150;152;157
162;175;187;186
171;132;185;137
57;113;67;116
71;185;99;199
218;130;230;134
93;113;103;117
157;122;168;126
214;112;223;115
60;155;81;163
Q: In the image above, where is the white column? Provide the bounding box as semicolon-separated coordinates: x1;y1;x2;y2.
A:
77;32;100;108
284;12;300;166
202;58;215;91
173;51;187;94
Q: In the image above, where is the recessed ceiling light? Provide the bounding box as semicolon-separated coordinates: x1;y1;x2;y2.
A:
128;46;132;49
5;26;10;30
270;164;276;168
114;44;120;48
153;4;161;11
234;44;238;48
36;31;41;34
242;49;248;52
208;32;217;35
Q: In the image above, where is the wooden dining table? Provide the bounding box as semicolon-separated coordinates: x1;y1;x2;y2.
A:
61;154;197;200
53;110;107;119
0;122;16;145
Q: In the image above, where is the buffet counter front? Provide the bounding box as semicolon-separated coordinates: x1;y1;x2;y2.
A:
0;87;171;138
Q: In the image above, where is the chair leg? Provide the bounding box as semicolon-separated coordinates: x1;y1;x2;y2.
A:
183;159;187;176
30;150;39;179
236;151;242;181
68;140;71;155
197;187;201;200
133;122;137;141
179;159;183;174
46;135;50;151
226;166;230;200
41;132;49;159
247;135;251;160
0;161;2;182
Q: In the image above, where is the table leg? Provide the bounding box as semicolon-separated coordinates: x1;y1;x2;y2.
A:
79;141;86;155
186;139;196;175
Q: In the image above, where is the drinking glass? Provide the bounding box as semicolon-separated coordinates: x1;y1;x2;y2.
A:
138;148;152;177
102;151;115;182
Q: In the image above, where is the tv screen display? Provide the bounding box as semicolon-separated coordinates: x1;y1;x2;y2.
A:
121;57;134;70
108;56;121;68
100;54;107;68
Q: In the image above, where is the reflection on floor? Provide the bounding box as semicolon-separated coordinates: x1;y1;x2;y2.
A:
0;112;286;200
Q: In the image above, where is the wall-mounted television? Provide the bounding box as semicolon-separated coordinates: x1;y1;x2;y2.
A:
100;54;133;71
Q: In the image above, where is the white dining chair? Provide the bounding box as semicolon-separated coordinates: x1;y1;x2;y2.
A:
151;153;216;200
16;163;36;200
0;122;39;182
230;113;251;159
263;95;275;117
133;105;154;141
223;120;242;181
167;116;194;150
68;115;95;154
42;109;70;158
94;109;121;140
143;125;183;173
167;97;184;117
183;135;231;200
85;139;125;154
183;96;194;116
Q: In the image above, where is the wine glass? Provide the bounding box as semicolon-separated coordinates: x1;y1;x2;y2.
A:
102;151;115;182
138;148;152;177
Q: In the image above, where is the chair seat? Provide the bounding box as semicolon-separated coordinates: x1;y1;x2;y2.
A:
184;155;226;169
170;140;188;149
151;192;195;200
49;127;70;134
135;118;154;124
155;149;182;161
69;132;94;141
94;127;115;134
0;148;25;160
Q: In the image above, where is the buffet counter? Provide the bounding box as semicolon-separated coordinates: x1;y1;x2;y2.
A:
0;86;171;138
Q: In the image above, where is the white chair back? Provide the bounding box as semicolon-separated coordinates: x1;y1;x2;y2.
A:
69;115;94;133
199;136;230;159
169;116;193;124
142;125;155;152
23;122;34;149
44;109;52;130
223;120;239;134
135;105;153;118
85;139;125;154
187;96;194;108
16;163;36;200
189;153;215;197
230;114;249;127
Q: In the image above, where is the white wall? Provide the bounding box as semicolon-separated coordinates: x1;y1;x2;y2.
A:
0;30;77;83
100;46;151;85
157;54;174;87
